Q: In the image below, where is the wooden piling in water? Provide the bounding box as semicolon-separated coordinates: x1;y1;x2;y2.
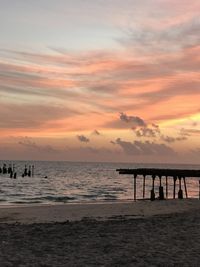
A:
173;176;177;199
178;177;183;199
159;175;164;200
151;175;156;201
183;177;188;198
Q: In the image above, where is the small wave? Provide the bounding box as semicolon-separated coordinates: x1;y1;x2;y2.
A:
111;187;125;192
43;196;76;202
11;200;42;204
80;194;99;199
104;195;118;200
0;199;7;202
20;195;77;203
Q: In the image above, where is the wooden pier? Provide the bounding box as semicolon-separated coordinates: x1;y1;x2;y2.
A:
116;168;200;201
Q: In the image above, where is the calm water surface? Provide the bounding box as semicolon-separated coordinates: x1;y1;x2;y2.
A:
0;161;199;205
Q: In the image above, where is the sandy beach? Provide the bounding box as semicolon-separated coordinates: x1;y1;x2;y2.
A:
0;199;199;224
0;199;199;266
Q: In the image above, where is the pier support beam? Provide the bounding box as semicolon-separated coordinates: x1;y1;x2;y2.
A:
183;177;188;198
150;175;156;201
166;176;168;199
178;177;183;199
159;176;164;200
173;176;177;199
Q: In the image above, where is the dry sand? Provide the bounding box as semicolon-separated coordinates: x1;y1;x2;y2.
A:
0;199;199;266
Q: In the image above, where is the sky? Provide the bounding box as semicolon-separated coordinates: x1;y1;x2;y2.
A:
0;0;200;163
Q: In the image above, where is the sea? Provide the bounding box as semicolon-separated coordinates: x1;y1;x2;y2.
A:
0;161;199;205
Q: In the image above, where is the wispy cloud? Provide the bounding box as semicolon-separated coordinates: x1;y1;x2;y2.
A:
119;16;200;54
120;112;146;127
160;135;187;143
77;135;90;143
18;137;58;153
135;124;160;138
0;103;78;129
115;138;176;156
0;0;199;162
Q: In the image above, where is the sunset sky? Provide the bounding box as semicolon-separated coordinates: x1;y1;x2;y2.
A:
0;0;199;163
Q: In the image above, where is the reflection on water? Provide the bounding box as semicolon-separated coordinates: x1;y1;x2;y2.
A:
0;161;199;205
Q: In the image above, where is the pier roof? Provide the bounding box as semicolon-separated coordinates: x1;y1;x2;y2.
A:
116;168;200;177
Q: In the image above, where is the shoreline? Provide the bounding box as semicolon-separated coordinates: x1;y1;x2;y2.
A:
0;198;199;224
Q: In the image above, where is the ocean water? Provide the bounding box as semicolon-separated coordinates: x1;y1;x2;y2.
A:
0;161;199;205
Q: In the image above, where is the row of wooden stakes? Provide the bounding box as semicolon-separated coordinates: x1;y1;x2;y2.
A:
0;164;34;179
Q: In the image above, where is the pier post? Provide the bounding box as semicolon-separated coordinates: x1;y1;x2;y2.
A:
24;165;28;176
3;164;7;174
28;166;31;177
166;176;168;199
143;175;146;199
9;170;13;178
173;176;177;199
150;175;156;201
159;176;164;200
183;177;188;198
133;174;137;201
13;164;15;173
178;177;183;199
32;165;34;177
8;164;11;174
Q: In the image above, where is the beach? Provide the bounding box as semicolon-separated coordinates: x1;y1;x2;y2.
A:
0;199;199;266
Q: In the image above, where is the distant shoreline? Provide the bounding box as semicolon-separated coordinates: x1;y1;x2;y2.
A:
1;159;200;166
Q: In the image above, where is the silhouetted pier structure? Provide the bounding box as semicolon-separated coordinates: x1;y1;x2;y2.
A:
22;165;34;177
117;168;200;201
0;163;35;179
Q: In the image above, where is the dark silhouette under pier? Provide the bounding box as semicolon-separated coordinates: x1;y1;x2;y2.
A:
117;168;200;201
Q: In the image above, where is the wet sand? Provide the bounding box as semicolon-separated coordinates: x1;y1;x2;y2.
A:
0;199;199;224
0;199;199;266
